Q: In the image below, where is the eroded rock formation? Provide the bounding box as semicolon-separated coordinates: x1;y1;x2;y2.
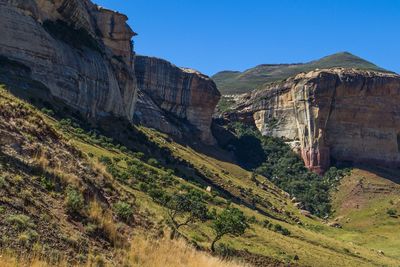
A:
225;68;400;173
0;0;137;121
0;1;220;144
135;56;221;144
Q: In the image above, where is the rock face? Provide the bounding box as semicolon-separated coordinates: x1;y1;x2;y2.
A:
135;56;221;144
0;0;138;121
0;1;220;144
225;68;400;173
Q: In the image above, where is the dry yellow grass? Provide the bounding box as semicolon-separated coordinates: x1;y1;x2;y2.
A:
0;235;248;267
125;235;249;267
88;201;121;246
33;146;80;187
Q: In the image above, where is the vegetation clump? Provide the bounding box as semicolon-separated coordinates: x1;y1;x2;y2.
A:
211;207;249;252
64;186;85;215
387;208;397;217
227;122;350;217
114;201;134;223
151;189;210;238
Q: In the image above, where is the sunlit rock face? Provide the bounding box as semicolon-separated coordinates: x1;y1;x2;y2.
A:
225;68;400;173
0;0;138;121
135;56;221;144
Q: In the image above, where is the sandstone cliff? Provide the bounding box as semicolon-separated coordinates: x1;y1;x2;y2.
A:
224;68;400;173
0;0;137;121
135;56;221;144
0;1;220;145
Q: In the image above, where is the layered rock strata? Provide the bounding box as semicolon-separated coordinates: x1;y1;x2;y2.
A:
0;1;221;144
135;56;221;144
0;0;137;121
225;68;400;173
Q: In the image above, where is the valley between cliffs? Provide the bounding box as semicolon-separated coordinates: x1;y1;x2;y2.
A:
2;1;400;267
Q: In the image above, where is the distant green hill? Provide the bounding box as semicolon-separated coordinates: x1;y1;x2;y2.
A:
213;52;391;95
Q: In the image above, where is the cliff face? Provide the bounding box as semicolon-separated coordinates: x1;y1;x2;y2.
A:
135;56;221;144
226;68;400;173
0;0;137;121
0;1;220;144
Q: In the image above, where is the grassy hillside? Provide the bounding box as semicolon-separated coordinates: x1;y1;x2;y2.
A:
330;166;400;259
213;52;390;95
1;80;400;266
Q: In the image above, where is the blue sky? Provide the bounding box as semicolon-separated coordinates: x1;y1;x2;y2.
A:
94;0;399;76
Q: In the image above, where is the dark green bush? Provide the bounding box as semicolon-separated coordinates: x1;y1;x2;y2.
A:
65;186;84;214
114;201;134;222
40;176;54;191
273;224;291;236
41;108;55;116
99;156;112;165
387;208;397;217
147;158;159;167
0;176;5;188
211;207;249;252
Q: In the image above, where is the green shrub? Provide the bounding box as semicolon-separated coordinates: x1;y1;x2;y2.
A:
6;214;35;231
65;186;84;214
387;208;397;217
99;156;112;165
273;224;291;236
18;229;39;246
139;182;150;192
147;158;159;167
0;176;5;188
114;201;134;223
41;108;54;116
40;176;54;191
149;188;169;204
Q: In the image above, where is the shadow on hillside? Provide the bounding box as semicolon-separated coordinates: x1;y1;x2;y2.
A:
352;163;400;185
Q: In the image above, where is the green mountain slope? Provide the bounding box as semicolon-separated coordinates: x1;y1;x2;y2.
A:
1;61;400;266
213;52;391;95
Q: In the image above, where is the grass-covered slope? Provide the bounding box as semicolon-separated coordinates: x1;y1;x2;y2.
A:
330;166;400;259
213;52;390;95
1;81;400;266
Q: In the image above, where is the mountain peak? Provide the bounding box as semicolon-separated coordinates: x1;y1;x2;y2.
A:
213;52;390;94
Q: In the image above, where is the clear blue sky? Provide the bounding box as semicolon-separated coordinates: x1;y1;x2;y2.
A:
94;0;399;76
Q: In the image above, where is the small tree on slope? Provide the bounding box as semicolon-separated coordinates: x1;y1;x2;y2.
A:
163;191;209;238
211;207;249;252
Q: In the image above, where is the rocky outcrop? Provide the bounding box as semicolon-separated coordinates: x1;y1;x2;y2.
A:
135;56;221;144
225;68;400;173
0;0;137;121
0;1;220;145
